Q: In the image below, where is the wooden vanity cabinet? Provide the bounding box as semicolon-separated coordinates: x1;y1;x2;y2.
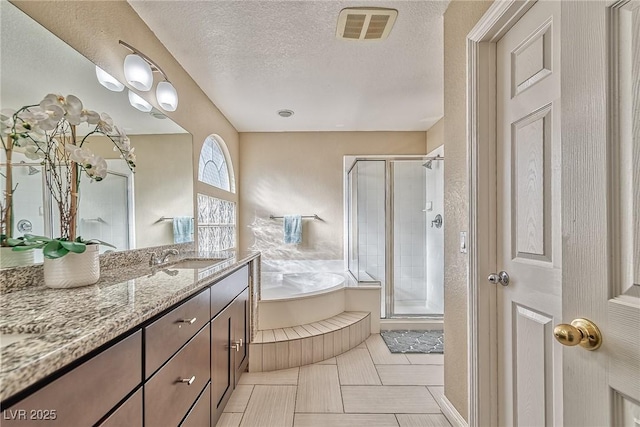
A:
1;260;254;427
2;330;142;427
144;287;210;378
97;388;143;427
144;324;210;427
180;383;211;427
210;266;250;425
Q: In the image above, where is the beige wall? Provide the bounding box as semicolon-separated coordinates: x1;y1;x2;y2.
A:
91;134;193;248
426;118;444;154
11;1;240;215
443;0;492;420
238;131;426;259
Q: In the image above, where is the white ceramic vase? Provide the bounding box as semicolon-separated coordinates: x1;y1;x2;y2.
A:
44;244;100;288
0;246;35;268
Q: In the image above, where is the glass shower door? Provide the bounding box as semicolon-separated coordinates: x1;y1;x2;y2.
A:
391;160;428;316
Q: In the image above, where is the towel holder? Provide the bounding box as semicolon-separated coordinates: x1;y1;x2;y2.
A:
269;214;320;220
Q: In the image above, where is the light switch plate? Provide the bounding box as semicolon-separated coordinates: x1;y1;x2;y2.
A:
460;231;467;253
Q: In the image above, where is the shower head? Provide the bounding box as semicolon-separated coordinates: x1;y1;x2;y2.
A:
422;155;444;169
19;161;41;175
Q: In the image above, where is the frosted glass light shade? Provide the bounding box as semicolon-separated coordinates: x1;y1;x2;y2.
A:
95;66;124;92
124;54;153;91
128;90;152;112
156;81;178;112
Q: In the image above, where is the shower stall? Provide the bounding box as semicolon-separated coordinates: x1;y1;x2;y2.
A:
346;148;444;318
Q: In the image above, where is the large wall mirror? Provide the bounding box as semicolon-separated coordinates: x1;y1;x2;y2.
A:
0;2;194;268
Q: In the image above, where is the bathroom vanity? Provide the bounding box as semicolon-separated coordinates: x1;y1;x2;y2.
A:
0;250;259;427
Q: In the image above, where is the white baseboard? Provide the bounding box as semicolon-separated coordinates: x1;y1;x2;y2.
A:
440;395;468;427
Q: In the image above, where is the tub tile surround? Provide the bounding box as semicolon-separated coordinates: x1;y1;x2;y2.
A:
0;248;260;401
249;312;371;372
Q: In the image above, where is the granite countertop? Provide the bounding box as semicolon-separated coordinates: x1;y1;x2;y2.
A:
0;250;260;402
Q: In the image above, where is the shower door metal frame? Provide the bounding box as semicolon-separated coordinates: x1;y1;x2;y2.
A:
347;155;441;319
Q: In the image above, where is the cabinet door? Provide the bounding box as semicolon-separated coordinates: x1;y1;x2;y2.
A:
233;288;249;381
98;388;142;427
211;304;234;425
180;383;210;427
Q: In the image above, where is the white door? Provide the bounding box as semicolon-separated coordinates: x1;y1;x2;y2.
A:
496;1;562;425
608;1;640;423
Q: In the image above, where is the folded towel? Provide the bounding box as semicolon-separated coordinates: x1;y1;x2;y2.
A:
173;216;193;243
283;215;302;244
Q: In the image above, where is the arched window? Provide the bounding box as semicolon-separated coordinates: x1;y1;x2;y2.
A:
198;135;235;193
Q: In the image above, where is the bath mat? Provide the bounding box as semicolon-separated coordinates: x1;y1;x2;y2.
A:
380;330;444;354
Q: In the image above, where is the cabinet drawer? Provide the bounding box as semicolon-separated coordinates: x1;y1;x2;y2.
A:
211;266;248;318
145;287;210;378
3;330;141;427
98;388;142;427
179;383;210;427
145;324;210;427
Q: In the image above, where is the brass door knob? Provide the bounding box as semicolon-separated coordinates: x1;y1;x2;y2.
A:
553;318;602;351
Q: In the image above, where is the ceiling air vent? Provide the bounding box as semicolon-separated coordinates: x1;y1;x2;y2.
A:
336;7;398;41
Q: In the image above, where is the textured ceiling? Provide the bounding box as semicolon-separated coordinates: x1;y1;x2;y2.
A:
129;1;449;132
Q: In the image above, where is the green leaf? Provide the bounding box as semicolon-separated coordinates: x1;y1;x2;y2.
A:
60;240;86;254
43;240;68;259
23;234;52;243
6;237;26;246
11;243;45;251
84;238;116;249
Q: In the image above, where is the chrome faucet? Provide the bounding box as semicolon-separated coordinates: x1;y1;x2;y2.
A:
149;248;179;266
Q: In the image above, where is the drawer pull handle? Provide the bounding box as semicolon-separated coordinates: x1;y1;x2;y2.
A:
178;317;197;325
180;376;196;385
238;338;243;347
231;343;240;352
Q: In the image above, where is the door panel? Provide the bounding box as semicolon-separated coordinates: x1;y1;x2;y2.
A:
496;1;562;425
608;2;640;423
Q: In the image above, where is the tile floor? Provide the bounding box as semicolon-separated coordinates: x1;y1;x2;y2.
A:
216;334;451;427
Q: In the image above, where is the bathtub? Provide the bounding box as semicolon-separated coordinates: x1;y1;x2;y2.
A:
258;259;381;331
259;259;346;300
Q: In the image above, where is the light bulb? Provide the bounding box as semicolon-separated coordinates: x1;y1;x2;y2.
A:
128;90;152;112
156;81;178;112
95;66;124;92
123;54;153;91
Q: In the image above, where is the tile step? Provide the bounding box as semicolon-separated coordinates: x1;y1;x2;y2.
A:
248;311;371;372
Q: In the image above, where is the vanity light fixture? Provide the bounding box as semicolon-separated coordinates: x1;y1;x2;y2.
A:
156;81;178;112
95;66;125;92
128;90;153;113
120;40;179;112
123;54;153;91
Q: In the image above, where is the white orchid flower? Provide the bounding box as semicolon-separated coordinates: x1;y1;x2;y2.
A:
23;141;45;160
63;95;84;125
82;109;100;125
37;104;65;131
90;157;108;181
96;113;114;133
